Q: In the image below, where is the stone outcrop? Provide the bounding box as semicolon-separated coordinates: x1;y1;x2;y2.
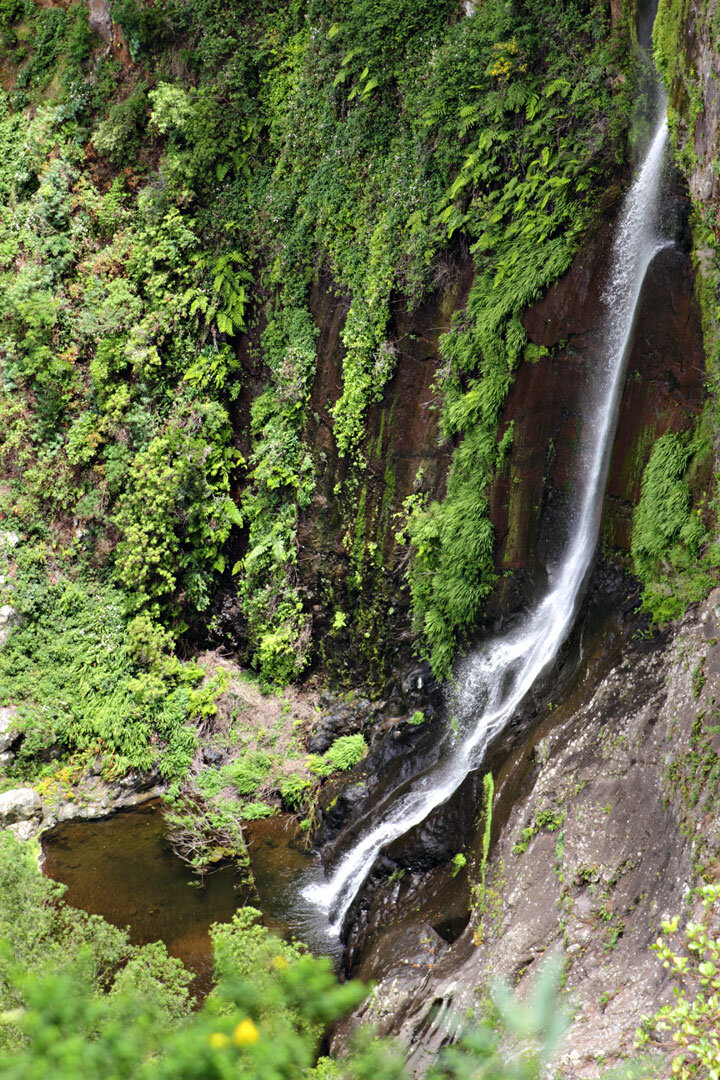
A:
670;0;720;213
0;767;165;844
333;587;720;1076
0;605;20;649
0;707;19;753
0;788;43;837
87;0;113;44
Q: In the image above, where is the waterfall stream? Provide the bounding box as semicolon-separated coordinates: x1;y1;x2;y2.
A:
302;109;670;938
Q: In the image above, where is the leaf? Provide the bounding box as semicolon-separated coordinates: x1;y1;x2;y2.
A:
545;77;571;98
448;172;472;199
216;311;233;335
224;499;243;528
327;21;341;38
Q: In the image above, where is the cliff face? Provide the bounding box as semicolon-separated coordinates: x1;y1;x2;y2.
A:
658;0;720;213
286;187;706;667
333;586;720;1076
320;4;720;1069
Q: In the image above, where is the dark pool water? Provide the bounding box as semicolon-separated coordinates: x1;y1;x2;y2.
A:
41;801;318;996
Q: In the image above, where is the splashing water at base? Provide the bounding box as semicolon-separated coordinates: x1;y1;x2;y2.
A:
301;110;669;938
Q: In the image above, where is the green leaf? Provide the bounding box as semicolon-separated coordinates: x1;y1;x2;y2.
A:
224;499;243;528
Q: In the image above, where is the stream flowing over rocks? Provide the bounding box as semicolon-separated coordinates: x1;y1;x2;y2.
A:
329;588;720;1076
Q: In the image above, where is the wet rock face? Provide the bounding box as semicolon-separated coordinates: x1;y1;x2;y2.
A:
674;0;720;211
330;557;640;969
295;262;475;684
334;591;720;1076
490;190;705;588
315;707;449;855
307;660;447;861
308;692;383;754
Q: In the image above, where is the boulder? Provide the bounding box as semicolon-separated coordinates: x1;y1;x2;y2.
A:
0;706;19;753
0;787;42;825
0;605;21;648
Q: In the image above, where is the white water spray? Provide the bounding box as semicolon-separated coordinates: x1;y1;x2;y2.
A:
302;111;669;936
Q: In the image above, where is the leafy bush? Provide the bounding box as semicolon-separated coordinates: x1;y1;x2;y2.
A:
631;429;716;623
278;773;311;810
0;575;203;782
226;753;273;796
0;830;193;1053
311;733;367;777
92;83;149;165
239;801;276;820
638;883;720;1077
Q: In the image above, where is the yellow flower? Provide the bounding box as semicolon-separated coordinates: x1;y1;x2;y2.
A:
233;1018;260;1047
208;1032;230;1050
272;955;289;971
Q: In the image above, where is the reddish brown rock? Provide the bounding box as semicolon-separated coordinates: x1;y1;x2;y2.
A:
490;207;705;578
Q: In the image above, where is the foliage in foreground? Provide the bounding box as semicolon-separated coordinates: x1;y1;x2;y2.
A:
9;824;720;1079
638;883;720;1079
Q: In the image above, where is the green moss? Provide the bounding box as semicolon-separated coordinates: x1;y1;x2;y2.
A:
513;805;565;854
631;427;716;623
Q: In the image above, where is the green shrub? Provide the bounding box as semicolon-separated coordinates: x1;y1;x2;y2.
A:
0;575;202;782
93;83;149;165
239;801;276;820
278;773;312;810
631;429;715;623
312;733;368;776
638;883;720;1077
227;753;273;796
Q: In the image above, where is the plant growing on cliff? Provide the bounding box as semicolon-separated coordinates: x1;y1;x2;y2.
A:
402;0;637;678
310;733;367;777
637;882;720;1077
0;0;640;698
631;429;716;623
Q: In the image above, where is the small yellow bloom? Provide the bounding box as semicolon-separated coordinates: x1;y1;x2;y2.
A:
272;955;289;971
233;1018;260;1047
208;1032;230;1050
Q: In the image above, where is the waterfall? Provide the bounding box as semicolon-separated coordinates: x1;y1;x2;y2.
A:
302;109;669;938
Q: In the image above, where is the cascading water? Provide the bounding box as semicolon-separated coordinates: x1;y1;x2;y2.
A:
302;106;670;938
